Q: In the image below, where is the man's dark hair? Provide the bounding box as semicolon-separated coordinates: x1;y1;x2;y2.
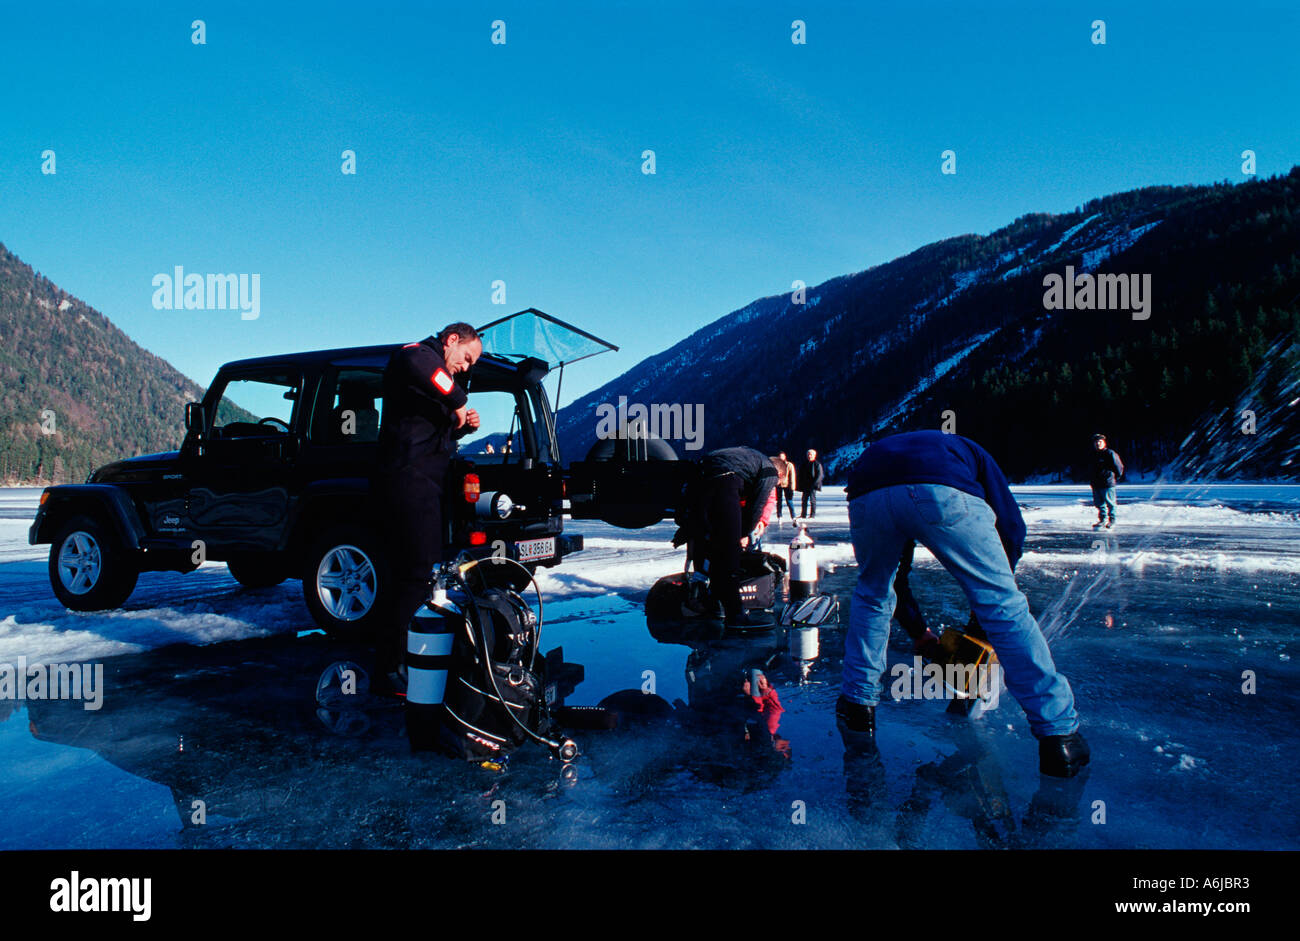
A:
437;322;481;346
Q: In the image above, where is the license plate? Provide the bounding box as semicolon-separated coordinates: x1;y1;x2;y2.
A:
516;537;555;563
544;683;557;705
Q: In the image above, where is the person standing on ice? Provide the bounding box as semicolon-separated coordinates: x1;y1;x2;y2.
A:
674;447;778;627
797;448;824;518
372;323;481;692
835;430;1089;778
770;453;797;519
1089;433;1125;529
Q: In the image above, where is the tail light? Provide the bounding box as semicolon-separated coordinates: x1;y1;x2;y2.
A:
469;530;488;546
463;473;481;502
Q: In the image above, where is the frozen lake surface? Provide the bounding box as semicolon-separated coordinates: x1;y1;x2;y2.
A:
0;484;1296;849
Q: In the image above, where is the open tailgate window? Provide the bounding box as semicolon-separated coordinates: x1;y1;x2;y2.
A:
477;308;618;368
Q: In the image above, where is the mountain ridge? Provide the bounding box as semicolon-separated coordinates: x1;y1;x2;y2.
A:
0;243;206;485
554;170;1300;482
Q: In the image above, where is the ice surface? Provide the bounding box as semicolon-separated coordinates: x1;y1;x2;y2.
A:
1;483;1296;849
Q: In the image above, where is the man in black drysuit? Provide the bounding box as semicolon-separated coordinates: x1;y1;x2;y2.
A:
798;448;825;518
373;323;482;689
675;447;778;627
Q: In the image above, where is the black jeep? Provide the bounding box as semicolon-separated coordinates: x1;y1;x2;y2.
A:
29;309;689;636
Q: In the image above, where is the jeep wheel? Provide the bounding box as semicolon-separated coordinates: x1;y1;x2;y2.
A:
302;527;388;639
227;555;289;589
49;514;139;611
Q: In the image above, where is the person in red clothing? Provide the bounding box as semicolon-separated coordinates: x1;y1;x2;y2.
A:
743;669;784;735
742;669;790;757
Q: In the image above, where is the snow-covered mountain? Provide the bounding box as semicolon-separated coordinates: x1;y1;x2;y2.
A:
556;169;1300;482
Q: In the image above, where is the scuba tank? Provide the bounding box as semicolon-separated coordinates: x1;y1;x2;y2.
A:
405;584;461;751
788;521;818;599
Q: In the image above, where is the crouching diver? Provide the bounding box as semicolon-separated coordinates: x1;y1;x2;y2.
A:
836;430;1090;778
673;447;778;627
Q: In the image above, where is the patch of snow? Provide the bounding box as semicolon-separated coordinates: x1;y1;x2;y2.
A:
951;270;980;291
872;328;1000;431
1042;213;1102;256
914;264;994;313
1081;220;1163;270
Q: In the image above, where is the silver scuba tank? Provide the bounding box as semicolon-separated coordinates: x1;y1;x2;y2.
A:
789;520;818;599
406;585;461;750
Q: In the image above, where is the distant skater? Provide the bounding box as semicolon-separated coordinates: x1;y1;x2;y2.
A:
1089;433;1125;529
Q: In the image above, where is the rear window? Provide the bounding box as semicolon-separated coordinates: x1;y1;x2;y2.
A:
458;389;534;461
311;366;385;444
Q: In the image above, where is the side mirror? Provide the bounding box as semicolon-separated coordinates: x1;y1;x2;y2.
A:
185;402;207;437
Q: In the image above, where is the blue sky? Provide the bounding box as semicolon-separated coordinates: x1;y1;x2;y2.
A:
2;1;1297;405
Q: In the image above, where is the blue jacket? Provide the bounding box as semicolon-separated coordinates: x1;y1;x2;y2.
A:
845;431;1027;567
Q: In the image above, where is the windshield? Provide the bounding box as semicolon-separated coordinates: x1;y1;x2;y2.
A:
212;372;300;434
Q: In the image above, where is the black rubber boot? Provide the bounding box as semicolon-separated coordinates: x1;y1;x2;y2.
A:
835;695;876;735
1039;730;1091;778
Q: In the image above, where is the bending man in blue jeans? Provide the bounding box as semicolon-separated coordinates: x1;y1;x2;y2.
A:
836;430;1090;778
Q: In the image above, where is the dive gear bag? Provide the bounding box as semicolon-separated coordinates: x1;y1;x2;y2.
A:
646;549;787;621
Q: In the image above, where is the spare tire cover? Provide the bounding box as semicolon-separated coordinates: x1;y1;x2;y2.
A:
585;436;678;462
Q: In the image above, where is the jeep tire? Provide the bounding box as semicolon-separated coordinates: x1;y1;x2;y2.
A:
301;525;389;639
48;514;140;611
